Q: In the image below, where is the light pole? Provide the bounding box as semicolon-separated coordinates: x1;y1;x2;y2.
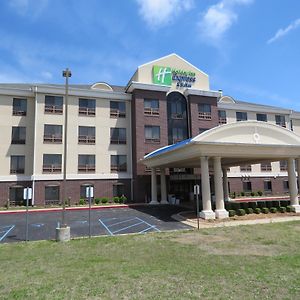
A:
62;68;71;228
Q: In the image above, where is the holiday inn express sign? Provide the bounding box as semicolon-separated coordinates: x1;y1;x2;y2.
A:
152;65;196;88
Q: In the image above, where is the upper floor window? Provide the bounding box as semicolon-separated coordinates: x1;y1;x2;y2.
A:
171;101;184;119
257;113;267;122
261;162;272;172
11;127;26;144
275;115;286;128
198;104;212;120
280;160;287;171
10;155;25;174
45;95;63;114
111;155;127;172
172;127;184;144
236;111;247;122
110;101;126;118
145;125;160;143
240;165;252;172
144;99;159;116
13;98;27;116
78;155;96;173
78;126;95;144
79;98;96;116
44;125;62;143
43;154;62;173
218;110;227;124
110;128;126;144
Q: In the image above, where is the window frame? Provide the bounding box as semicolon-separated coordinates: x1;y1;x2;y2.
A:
198;103;212;120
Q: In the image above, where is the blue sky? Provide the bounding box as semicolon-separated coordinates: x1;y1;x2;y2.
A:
0;0;300;110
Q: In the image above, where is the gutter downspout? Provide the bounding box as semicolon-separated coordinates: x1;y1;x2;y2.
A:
32;86;38;206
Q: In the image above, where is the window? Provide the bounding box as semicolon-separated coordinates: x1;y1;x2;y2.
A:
43;154;62;173
78;126;95;144
290;119;293;131
110;101;126;118
257;113;267;122
275;115;286;127
111;155;127;172
280;160;287;171
171;101;184;119
45;186;60;205
44;125;62;143
198;104;212;120
11;127;26;144
80;184;94;199
145;126;160;143
110;128;126;144
236;112;247;121
243;181;252;192
113;184;125;197
144;99;159;116
45;95;63;114
283;180;289;191
240;165;252;172
264;180;272;192
79;98;96;116
261;162;272;172
172;127;184;143
199;128;208;134
13;98;27;116
10;155;25;174
218;110;227;124
78;155;96;172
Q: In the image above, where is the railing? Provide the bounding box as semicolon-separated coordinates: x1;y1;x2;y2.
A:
10;168;25;174
280;165;287;171
172;138;183;144
79;107;96;116
45;199;60;206
276;122;286;128
111;165;127;172
11;139;26;144
78;165;96;173
78;135;96;144
218;117;227;124
261;165;272;171
198;112;212;120
171;113;183;120
145;138;160;144
110;109;126;118
12;110;26;116
44;105;63;114
43;164;62;173
240;166;252;172
43;135;62;143
110;138;126;144
144;107;159;116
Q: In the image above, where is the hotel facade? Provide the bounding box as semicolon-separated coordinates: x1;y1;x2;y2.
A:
1;54;300;210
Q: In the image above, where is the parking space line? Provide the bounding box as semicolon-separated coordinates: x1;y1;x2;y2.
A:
0;225;15;242
108;218;137;228
135;217;161;232
139;225;158;233
112;221;144;234
99;218;114;236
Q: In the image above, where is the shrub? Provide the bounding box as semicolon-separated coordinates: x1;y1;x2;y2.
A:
230;192;236;199
228;210;236;217
119;195;127;203
101;197;109;204
113;196;120;203
257;190;263;196
245;207;254;214
279;206;287;213
237;209;246;216
262;207;269;214
79;198;85;205
254;208;261;214
240;191;245;197
270;207;277;213
286;206;295;213
94;198;100;205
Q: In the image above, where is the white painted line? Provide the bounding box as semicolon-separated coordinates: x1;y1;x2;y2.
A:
135;217;161;232
112;221;144;234
0;225;15;242
108;218;137;228
99;218;114;236
139;225;157;234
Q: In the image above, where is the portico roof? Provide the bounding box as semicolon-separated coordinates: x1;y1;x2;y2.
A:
142;121;300;168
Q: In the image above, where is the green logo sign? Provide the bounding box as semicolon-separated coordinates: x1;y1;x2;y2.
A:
152;65;172;86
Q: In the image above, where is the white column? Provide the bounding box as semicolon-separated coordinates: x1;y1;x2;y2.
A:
288;158;300;212
150;167;158;205
297;158;300;196
222;167;229;202
214;158;229;219
200;157;215;219
160;168;168;204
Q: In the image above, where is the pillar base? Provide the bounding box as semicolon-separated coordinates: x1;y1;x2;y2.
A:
56;226;70;242
149;200;159;205
215;209;229;219
291;205;300;213
199;210;215;220
160;200;169;204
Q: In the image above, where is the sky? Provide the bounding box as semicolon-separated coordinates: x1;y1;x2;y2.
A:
0;0;300;110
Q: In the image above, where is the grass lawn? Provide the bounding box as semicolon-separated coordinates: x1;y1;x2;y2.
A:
1;222;300;299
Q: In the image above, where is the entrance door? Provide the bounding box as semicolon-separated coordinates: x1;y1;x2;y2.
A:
9;186;24;206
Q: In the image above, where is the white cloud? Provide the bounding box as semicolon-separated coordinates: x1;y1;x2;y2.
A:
8;0;48;18
267;18;300;44
198;0;253;45
136;0;194;29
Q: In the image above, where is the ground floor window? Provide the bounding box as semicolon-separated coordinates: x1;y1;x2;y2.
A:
9;186;24;206
243;181;252;193
264;180;272;193
45;185;60;205
113;184;125;197
283;180;289;192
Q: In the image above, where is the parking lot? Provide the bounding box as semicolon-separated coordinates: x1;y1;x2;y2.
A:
0;205;191;243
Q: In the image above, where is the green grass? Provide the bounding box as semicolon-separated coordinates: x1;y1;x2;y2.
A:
1;222;300;299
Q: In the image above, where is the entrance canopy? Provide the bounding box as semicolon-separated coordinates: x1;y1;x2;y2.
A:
142;121;300;168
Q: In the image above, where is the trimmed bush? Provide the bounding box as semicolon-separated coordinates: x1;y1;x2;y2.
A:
270;207;277;213
119;195;127;203
101;197;109;204
262;207;269;214
79;198;85;205
250;192;255;197
237;208;246;216
228;210;236;217
254;208;261;214
113;196;120;203
286;206;295;213
279;206;287;213
257;190;263;196
94;198;100;205
240;191;245;197
245;207;254;214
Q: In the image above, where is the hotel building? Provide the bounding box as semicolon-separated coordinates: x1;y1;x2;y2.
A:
1;53;300;210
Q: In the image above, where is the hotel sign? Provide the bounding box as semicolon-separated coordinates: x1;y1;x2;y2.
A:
152;65;196;88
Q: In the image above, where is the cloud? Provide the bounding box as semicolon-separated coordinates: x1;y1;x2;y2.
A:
8;0;48;19
267;18;300;44
136;0;194;29
198;0;253;45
